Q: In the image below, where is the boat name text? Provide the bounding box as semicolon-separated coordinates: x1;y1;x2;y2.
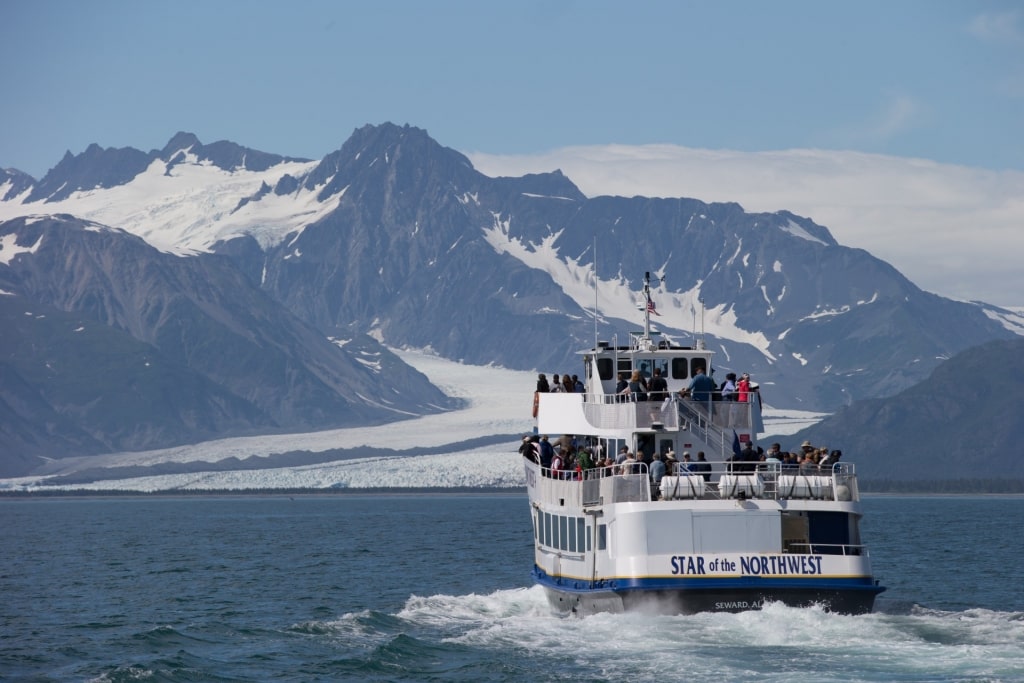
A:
671;554;824;576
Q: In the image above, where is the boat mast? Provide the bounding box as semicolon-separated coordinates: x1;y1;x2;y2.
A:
642;271;653;343
593;237;599;350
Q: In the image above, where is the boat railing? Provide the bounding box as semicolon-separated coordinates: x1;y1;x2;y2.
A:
582;394;680;431
675;398;726;449
529;458;860;504
784;542;867;557
661;461;860;502
535;462;651;506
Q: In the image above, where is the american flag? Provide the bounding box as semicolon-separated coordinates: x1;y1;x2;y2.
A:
646;298;661;316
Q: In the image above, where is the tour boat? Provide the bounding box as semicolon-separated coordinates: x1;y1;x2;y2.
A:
522;273;885;615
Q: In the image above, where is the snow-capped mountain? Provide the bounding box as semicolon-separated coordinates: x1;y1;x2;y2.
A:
1;123;1020;476
0;212;457;475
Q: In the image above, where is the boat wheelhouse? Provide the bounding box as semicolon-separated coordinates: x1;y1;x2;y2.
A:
522;273;885;615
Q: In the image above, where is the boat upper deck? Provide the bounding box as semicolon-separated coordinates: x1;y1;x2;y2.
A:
524;458;862;509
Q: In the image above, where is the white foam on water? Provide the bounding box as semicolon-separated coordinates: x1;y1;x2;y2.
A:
391;589;1024;682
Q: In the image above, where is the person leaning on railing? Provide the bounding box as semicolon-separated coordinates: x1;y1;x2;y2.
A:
678;365;716;405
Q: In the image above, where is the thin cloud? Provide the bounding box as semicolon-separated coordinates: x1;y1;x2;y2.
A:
872;93;922;139
822;93;925;149
465;145;1024;309
968;10;1024;45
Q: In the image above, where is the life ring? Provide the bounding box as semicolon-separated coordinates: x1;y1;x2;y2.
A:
532;391;539;418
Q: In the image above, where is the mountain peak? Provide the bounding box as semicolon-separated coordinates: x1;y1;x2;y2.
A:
158;132;310;173
304;121;476;200
1;167;36;200
160;131;202;156
27;143;152;203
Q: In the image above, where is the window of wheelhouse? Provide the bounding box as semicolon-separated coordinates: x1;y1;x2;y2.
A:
596;357;614;381
671;357;690;380
638;358;668;381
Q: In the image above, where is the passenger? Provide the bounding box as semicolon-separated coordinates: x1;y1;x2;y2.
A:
538;435;554;470
680;365;716;405
737;373;751;402
649;367;669;401
730;441;757;473
720;372;737;401
680;451;694;473
536;373;550;393
519;435;538;464
693;451;712;482
615;445;631;465
577;447;594;471
572;374;585;392
616;372;630;402
620;450;638;475
564;450;579;479
649;453;666;492
628;370;648;401
562;374;574;393
551;374;563;393
550;446;565;479
819;449;841;471
664;449;678;475
799;451;817;475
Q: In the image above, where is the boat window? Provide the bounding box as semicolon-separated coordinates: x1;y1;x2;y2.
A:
617;359;632;376
596;357;614;381
690;358;706;377
538;514;595;553
637;359;652;380
807;511;854;555
671;357;689;380
597;524;607;551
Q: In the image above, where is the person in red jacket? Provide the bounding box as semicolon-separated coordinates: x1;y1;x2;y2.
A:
737;373;751;402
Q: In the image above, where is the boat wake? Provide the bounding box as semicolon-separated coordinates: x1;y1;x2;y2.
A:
301;588;1024;682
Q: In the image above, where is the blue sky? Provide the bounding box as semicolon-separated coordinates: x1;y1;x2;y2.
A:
3;0;1021;176
2;0;1023;307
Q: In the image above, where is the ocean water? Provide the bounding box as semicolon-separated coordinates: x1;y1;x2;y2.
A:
1;494;1022;682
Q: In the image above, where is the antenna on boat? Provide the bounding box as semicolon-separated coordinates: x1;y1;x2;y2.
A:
642;271;663;349
593;237;598;350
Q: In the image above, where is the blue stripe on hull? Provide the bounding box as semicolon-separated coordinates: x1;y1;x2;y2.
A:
533;567;885;615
